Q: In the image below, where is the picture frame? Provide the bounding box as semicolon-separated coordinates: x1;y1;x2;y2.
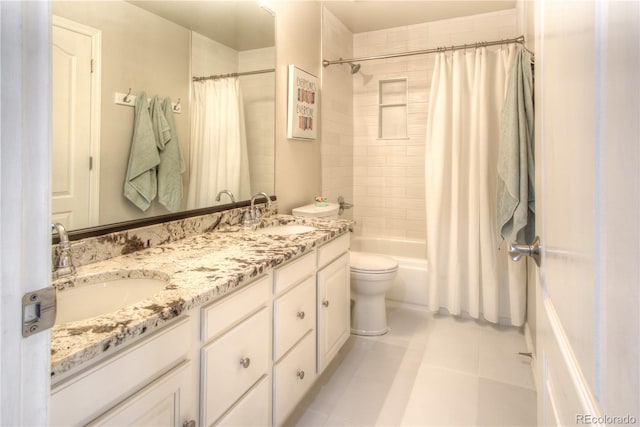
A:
287;64;319;140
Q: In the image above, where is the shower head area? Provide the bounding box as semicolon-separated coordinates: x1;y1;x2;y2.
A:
348;61;361;74
322;57;361;74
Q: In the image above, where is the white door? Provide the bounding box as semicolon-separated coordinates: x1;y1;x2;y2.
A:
0;2;51;426
52;16;100;229
535;1;639;424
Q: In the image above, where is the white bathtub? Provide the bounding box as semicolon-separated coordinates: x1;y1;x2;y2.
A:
350;236;429;308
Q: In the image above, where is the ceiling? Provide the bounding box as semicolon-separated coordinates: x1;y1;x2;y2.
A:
128;1;275;51
323;1;516;33
128;1;515;50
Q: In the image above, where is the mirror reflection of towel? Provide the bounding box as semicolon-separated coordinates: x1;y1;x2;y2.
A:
156;97;185;212
124;92;160;211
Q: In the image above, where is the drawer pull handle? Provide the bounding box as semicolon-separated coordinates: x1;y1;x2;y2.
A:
297;311;305;320
240;357;251;369
322;300;330;307
297;370;305;380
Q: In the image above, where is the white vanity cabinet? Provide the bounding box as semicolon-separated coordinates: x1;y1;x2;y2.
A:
199;273;272;426
316;234;350;374
50;231;352;427
272;251;317;426
50;316;197;427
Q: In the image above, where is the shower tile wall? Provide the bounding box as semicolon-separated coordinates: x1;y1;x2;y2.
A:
352;9;516;239
321;9;354;220
239;47;276;194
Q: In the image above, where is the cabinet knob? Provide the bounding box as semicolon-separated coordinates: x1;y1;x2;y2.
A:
322;300;330;307
297;370;305;380
183;421;196;427
297;311;305;320
240;357;251;368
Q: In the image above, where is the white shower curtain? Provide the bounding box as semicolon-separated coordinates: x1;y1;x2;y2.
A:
187;77;251;209
425;45;527;326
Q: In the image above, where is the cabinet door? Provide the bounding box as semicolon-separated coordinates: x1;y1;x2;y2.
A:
87;361;194;427
316;252;350;374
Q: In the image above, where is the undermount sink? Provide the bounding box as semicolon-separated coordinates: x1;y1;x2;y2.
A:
55;276;168;325
255;224;316;236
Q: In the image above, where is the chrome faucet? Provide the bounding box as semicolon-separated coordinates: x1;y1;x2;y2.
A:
51;222;76;279
245;192;272;225
215;189;236;204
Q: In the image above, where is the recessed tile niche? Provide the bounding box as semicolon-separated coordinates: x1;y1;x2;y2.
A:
378;78;408;139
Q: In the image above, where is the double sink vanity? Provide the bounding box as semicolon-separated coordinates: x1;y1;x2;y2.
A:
50;211;352;426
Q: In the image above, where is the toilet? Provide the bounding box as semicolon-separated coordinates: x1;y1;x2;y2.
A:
349;251;398;335
292;202;399;336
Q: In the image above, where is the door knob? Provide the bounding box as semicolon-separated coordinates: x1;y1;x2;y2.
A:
508;236;541;267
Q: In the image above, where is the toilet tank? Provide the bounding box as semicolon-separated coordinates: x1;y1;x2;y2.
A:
292;203;340;219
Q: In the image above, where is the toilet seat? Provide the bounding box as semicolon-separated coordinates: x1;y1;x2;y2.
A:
350;251;399;274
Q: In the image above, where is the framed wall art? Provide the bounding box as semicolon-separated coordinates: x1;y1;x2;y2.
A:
287;64;318;140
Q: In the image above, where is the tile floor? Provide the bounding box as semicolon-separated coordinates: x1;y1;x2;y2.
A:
290;304;537;426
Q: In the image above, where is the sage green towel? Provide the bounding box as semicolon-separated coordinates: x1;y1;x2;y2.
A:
124;92;160;211
155;97;185;212
497;48;535;242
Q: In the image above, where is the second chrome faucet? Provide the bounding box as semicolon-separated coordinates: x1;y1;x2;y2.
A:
244;192;272;226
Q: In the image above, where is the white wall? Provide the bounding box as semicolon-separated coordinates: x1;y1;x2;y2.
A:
351;9;517;239
239;47;276;196
272;1;323;213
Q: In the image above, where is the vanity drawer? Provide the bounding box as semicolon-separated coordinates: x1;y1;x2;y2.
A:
273;276;315;361
201;307;270;426
201;273;271;342
216;375;270;426
274;251;316;295
317;233;350;269
273;331;316;426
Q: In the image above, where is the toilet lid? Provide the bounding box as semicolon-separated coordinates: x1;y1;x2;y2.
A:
350;251;399;273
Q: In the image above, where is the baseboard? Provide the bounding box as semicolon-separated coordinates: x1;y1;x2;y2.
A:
386;299;429;312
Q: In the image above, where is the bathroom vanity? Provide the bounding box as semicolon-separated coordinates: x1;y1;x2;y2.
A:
49;213;351;426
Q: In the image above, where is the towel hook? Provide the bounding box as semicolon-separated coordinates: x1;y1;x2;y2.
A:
123;88;132;103
173;98;181;112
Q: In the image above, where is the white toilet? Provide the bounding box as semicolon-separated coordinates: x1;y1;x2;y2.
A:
349;251;398;335
292;202;399;336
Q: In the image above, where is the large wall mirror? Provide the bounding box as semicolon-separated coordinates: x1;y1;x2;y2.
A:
52;1;275;233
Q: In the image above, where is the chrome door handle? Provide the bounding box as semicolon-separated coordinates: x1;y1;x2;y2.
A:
509;236;541;267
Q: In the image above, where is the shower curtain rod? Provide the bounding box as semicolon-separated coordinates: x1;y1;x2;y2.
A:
322;35;532;67
192;68;275;82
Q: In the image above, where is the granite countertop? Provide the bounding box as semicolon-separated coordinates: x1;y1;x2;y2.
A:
51;215;351;381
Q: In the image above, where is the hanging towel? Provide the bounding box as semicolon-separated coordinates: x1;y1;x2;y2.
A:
497;48;535;243
152;97;185;212
124;92;160;211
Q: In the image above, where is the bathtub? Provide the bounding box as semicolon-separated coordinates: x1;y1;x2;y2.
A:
350;236;429;308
